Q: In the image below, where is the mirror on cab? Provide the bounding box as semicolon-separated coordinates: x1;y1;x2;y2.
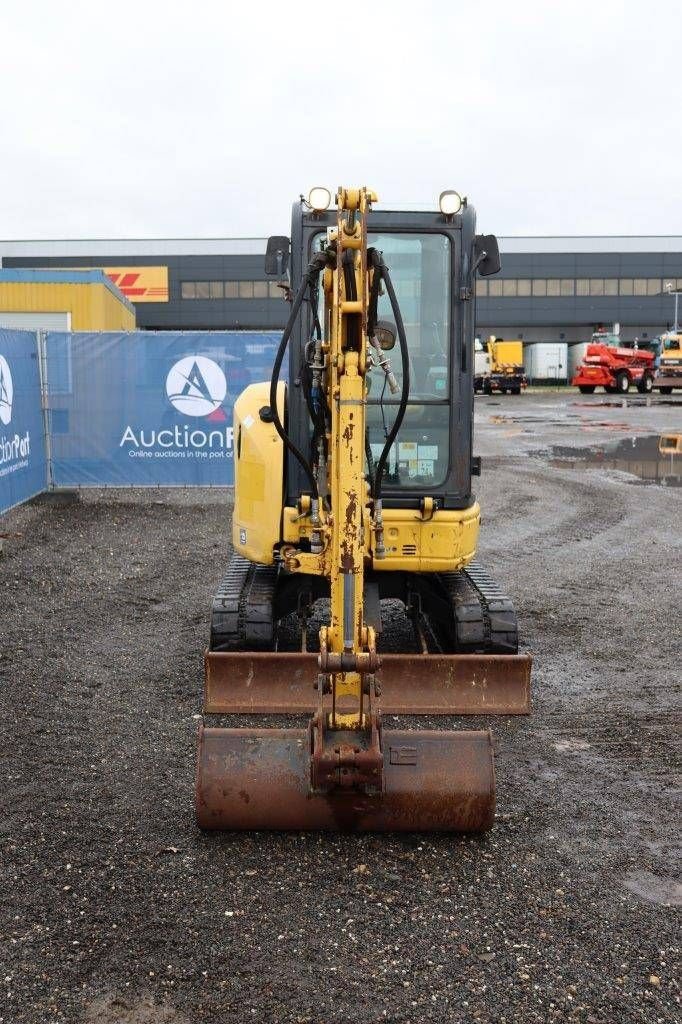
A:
473;234;501;277
374;320;397;350
265;235;290;277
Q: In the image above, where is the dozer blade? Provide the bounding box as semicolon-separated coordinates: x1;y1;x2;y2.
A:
196;724;495;832
204;651;531;715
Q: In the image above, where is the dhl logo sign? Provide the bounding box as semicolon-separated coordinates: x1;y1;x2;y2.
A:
104;266;169;303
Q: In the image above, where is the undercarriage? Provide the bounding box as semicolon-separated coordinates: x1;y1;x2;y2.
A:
209;555;519;657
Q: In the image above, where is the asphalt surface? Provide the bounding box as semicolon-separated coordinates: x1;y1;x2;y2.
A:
1;392;680;1023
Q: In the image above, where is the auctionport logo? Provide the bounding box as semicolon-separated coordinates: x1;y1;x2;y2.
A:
0;355;13;426
165;356;227;417
119;354;233;460
0;353;31;475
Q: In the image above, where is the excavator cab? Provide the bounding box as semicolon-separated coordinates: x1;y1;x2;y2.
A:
285;205;487;510
196;188;530;833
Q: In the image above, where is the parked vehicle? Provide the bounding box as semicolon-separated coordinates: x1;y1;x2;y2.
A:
571;331;655;394
524;342;568;384
568;342;589;380
654;332;682;393
474;337;527;394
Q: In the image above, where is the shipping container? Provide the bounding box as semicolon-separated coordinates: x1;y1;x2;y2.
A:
568;342;589;379
0;269;135;331
524;343;568;383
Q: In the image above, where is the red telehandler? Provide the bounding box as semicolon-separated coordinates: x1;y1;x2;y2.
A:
572;331;655;394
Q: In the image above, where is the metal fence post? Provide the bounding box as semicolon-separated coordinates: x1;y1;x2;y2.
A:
37;330;54;490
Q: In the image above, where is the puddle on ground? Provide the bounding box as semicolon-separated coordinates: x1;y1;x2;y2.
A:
490;414;574;426
491;412;645;433
571;397;682;409
554;737;592;753
84;994;189;1023
622;871;682;907
536;435;681;487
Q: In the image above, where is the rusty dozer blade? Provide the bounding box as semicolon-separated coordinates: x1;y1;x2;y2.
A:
196;723;495;832
204;650;531;716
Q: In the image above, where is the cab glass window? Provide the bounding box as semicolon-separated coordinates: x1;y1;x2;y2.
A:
367;232;451;401
364;234;451;485
313;231;453;490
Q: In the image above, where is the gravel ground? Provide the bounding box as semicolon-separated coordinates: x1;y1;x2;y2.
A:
0;392;680;1024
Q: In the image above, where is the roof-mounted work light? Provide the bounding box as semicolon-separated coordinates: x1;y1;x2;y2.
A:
439;190;463;216
307;187;332;212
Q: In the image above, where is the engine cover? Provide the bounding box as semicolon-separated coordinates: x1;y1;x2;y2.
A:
232;381;285;565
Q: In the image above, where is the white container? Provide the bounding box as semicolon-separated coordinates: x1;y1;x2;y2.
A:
568;342;589;379
524;343;568;382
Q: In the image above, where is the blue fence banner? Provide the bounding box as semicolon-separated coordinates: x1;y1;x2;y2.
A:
45;331;282;487
0;330;47;516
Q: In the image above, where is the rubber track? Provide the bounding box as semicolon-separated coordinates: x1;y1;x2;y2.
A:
439;561;519;654
210;556;518;655
209;556;277;651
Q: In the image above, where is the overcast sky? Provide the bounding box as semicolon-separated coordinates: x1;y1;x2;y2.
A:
1;1;680;240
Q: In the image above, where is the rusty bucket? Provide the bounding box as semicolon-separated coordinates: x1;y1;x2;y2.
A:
196;724;495;832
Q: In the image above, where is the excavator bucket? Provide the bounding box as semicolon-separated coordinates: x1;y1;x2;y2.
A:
196;724;495;832
195;651;530;832
203;650;532;716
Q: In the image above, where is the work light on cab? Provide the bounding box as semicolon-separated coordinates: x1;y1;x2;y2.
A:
307;187;332;212
439;190;463;216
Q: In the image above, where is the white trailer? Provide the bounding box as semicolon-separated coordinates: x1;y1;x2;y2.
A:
568;342;589;380
524;343;568;383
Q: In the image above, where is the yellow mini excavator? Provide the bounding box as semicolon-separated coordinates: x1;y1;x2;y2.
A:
195;186;532;832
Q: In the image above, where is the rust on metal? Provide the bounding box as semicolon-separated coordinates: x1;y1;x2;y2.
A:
195;723;495;832
318;649;380;673
203;650;531;715
310;711;384;792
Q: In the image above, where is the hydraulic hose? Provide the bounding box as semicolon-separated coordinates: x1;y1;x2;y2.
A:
372;257;410;500
365;429;376;482
301;340;325;435
342;248;361;350
269;251;329;499
367;248;382;337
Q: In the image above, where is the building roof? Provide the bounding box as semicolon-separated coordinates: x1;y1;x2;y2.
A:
496;236;682;254
0;268;134;311
0;235;680;258
0;238;267;258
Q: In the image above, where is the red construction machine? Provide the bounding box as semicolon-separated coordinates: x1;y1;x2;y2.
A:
572;331;655;395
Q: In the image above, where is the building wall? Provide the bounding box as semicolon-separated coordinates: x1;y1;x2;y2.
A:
92;282;137;330
3;242;681;338
4;254;280;330
484;324;669;344
0;279;135;330
477;251;682;341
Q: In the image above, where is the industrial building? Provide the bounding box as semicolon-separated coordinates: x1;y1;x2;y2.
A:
1;234;680;345
0;268;135;331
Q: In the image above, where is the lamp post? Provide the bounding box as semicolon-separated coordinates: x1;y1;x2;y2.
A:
664;281;680;332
